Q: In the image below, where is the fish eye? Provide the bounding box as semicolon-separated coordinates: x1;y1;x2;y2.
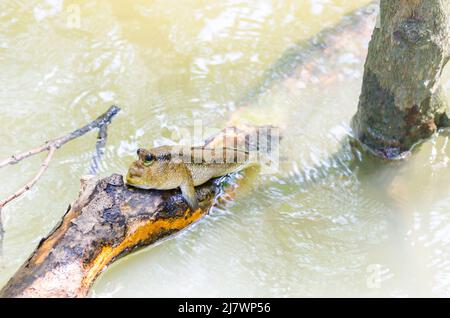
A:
143;153;154;166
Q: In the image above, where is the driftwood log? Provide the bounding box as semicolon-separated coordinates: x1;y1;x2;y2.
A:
0;175;219;298
0;3;378;298
0;126;255;298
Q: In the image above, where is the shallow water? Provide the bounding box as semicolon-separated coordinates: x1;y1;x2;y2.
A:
1;0;450;297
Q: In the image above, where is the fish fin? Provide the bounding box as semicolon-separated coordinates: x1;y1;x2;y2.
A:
179;166;199;211
188;146;253;164
192;146;250;155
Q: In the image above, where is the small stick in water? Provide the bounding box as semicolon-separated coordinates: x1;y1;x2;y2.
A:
0;105;121;254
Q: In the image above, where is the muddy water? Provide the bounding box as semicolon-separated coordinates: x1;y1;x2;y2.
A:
1;0;450;297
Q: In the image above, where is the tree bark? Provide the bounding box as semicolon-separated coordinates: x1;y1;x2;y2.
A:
352;0;450;159
0;174;217;298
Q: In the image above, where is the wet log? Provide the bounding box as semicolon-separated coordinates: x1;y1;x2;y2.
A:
0;175;217;297
0;125;256;298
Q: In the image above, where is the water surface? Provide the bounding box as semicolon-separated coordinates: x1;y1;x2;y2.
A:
1;0;450;297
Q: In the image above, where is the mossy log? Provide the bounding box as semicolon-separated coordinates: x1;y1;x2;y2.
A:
353;0;450;159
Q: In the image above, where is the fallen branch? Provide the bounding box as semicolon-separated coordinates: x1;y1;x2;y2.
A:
0;106;121;252
0;126;257;298
0;105;120;169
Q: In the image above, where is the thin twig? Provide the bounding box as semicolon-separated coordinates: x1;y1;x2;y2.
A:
0;147;56;210
0;106;121;252
0;145;50;168
0;147;55;258
88;118;109;175
0;105;120;169
0;207;3;257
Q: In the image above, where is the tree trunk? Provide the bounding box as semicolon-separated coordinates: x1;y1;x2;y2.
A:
352;0;450;159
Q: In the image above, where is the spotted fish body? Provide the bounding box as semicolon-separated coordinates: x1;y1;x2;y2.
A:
126;145;257;210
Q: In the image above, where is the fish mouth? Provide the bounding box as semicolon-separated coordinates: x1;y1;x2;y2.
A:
125;173;151;190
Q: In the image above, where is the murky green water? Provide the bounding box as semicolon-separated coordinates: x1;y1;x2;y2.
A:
1;0;450;297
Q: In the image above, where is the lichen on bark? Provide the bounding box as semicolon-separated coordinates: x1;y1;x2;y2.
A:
352;0;450;159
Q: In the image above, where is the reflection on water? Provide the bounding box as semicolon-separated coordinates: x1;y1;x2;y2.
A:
1;0;450;297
